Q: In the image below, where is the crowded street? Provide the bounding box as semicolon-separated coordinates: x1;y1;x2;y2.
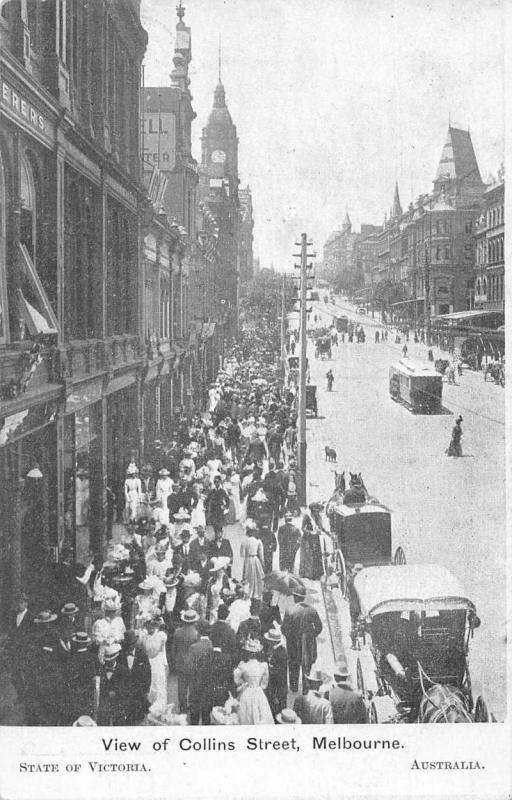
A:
304;300;506;720
0;0;506;745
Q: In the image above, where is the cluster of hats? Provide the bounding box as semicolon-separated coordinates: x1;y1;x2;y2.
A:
146;702;187;727
209;556;230;573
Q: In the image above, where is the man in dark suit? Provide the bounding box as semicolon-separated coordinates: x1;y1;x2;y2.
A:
329;666;368;724
96;643;131;726
281;588;322;693
203;631;235;709
209;605;237;665
277;513;301;571
264;627;288;718
207;529;234;575
8;592;33;703
119;630;152;724
173;528;194;573
188;622;213;725
189;526;210;590
259;591;282;635
176;482;198;514
171;610;200;713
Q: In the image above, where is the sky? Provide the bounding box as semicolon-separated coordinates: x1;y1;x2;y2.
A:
141;0;505;270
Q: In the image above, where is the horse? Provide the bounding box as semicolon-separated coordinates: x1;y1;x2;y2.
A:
418;683;473;723
342;472;368;505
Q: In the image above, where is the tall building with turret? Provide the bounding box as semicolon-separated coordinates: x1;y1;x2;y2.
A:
199;67;240;338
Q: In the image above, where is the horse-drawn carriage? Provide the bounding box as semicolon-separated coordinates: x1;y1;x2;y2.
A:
315;336;332;360
326;474;406;596
351;564;492;723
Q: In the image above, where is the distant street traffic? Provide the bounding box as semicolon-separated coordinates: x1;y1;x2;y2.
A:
305;299;506;720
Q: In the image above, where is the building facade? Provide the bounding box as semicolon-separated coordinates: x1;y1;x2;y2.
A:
198;78;240;341
473;176;505;313
238;185;254;283
0;0;147;613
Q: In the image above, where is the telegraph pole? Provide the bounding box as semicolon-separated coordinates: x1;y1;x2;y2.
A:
280;274;286;379
294;233;313;507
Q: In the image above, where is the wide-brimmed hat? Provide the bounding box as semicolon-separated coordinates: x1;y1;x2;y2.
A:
333;664;350;682
141;464;153;473
276;709;302;725
182;571;202;588
264;627;283;644
158;468;170;476
72;715;97;727
163;574;180;589
34;610;57;624
60;602;79;616
71;631;91;645
126;463;139;475
180;609;200;624
108;544;130;562
209;556;231;572
138;576;163;592
103;643;122;661
305;668;329;685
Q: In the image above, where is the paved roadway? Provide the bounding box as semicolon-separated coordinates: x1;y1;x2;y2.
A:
305;299;506;720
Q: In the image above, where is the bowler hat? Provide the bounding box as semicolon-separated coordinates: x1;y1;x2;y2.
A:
305;668;328;685
71;631;91;645
264;627;282;644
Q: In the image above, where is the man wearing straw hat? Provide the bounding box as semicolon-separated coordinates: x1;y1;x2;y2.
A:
264;625;288;718
172;609;200;714
293;668;333;724
328;664;368;724
96;643;130;726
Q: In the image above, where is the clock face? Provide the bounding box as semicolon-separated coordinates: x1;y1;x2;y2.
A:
211;149;226;164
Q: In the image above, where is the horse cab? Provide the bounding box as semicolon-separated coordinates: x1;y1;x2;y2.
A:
327;490;406;596
389;359;443;414
352;563;491;723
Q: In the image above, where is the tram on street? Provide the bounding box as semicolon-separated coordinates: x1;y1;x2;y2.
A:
389;359;443;414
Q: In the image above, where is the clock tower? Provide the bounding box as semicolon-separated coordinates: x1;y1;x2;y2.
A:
201;79;239;187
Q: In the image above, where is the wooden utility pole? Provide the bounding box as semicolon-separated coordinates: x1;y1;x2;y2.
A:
296;233;309;507
280;274;286;379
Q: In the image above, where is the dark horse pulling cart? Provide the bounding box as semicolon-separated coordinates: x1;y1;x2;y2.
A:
351;564;492;723
315;336;332;360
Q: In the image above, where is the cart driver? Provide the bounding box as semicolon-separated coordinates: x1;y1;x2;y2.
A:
383;611;418;684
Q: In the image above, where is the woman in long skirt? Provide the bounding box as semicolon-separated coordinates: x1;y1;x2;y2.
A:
299;514;324;580
240;525;265;600
234;641;274;725
446;416;463;457
142;619;168;707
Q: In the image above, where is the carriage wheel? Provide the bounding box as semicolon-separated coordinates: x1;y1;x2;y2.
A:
334;548;348;597
393;546;406;565
356;658;366;698
474;696;490;722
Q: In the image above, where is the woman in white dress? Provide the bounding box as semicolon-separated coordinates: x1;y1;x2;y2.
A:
206;557;231;623
124;464;142;523
142;619;168;707
234;640;274;725
226;583;251;632
190;483;206;529
240;524;264;600
155;469;173;525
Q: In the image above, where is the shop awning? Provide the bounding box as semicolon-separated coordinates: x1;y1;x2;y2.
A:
389;298;419;307
431;309;504;322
